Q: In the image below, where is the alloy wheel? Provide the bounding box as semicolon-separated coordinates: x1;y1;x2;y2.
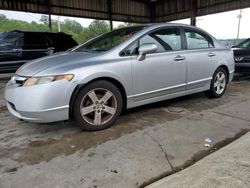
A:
80;88;117;126
214;71;226;95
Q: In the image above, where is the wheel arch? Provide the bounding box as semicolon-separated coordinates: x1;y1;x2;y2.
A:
69;77;127;119
217;65;230;83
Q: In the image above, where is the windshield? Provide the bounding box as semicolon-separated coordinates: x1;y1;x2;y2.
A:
0;32;20;50
74;26;145;52
236;39;250;48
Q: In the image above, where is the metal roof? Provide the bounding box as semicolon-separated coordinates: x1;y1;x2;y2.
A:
0;0;250;23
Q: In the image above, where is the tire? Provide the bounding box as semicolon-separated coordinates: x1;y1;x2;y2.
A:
206;67;228;98
73;80;123;131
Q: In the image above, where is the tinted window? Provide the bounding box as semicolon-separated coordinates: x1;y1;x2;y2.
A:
48;34;77;51
139;28;181;53
24;33;50;47
185;30;214;49
0;32;20;50
236;39;250;48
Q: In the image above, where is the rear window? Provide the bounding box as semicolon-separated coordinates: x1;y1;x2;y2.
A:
24;33;51;47
48;34;78;51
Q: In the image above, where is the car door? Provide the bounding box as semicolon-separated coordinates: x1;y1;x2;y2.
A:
131;27;187;102
183;29;216;90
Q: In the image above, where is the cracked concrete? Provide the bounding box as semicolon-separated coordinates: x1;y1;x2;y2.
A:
146;132;250;188
0;74;250;188
148;134;174;170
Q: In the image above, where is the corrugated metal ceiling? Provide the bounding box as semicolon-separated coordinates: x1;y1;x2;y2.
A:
0;0;250;23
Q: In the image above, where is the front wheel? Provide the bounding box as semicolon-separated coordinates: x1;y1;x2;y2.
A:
206;68;228;98
73;80;123;131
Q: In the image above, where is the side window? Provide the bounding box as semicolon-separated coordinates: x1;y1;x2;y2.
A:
151;29;182;51
24;33;50;47
139;28;181;53
139;35;165;53
121;28;182;56
185;30;214;49
122;42;139;56
0;32;21;48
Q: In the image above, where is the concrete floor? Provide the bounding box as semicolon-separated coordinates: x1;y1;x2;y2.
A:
0;74;250;188
147;132;250;188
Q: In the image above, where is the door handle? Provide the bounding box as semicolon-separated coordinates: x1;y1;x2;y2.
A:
208;52;216;57
174;55;185;61
12;49;21;52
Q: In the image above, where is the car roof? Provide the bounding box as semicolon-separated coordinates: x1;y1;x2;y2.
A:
128;23;198;29
10;30;71;36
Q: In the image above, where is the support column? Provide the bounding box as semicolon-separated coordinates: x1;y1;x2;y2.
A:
48;13;52;32
107;0;113;31
150;1;156;23
190;16;196;26
48;0;52;32
190;0;197;26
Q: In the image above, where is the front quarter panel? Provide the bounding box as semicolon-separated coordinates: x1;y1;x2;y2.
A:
65;55;133;105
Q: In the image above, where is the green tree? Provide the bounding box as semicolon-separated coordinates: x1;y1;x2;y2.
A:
62;19;83;34
0;15;138;44
77;20;110;43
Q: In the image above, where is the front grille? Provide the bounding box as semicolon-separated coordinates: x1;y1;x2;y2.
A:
15;80;25;85
244;56;250;62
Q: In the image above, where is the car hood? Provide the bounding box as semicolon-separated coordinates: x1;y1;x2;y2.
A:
16;52;101;76
233;47;250;56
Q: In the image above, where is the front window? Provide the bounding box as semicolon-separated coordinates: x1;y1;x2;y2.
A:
74;26;145;53
140;28;182;53
122;28;182;56
236;39;250;48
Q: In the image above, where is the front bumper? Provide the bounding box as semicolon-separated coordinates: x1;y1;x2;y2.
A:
235;62;250;73
5;78;77;123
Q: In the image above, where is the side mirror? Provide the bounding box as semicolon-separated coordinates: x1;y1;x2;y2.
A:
138;43;157;61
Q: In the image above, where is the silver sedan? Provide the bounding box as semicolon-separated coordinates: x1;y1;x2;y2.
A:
5;24;234;131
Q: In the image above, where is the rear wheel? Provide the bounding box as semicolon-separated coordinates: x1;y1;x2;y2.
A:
73;80;123;131
206;67;228;98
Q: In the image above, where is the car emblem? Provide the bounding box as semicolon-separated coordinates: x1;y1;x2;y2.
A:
235;57;244;62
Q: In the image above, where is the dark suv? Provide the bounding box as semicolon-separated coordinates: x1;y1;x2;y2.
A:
0;31;78;73
233;38;250;73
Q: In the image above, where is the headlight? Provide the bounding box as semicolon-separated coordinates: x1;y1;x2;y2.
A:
23;74;74;86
